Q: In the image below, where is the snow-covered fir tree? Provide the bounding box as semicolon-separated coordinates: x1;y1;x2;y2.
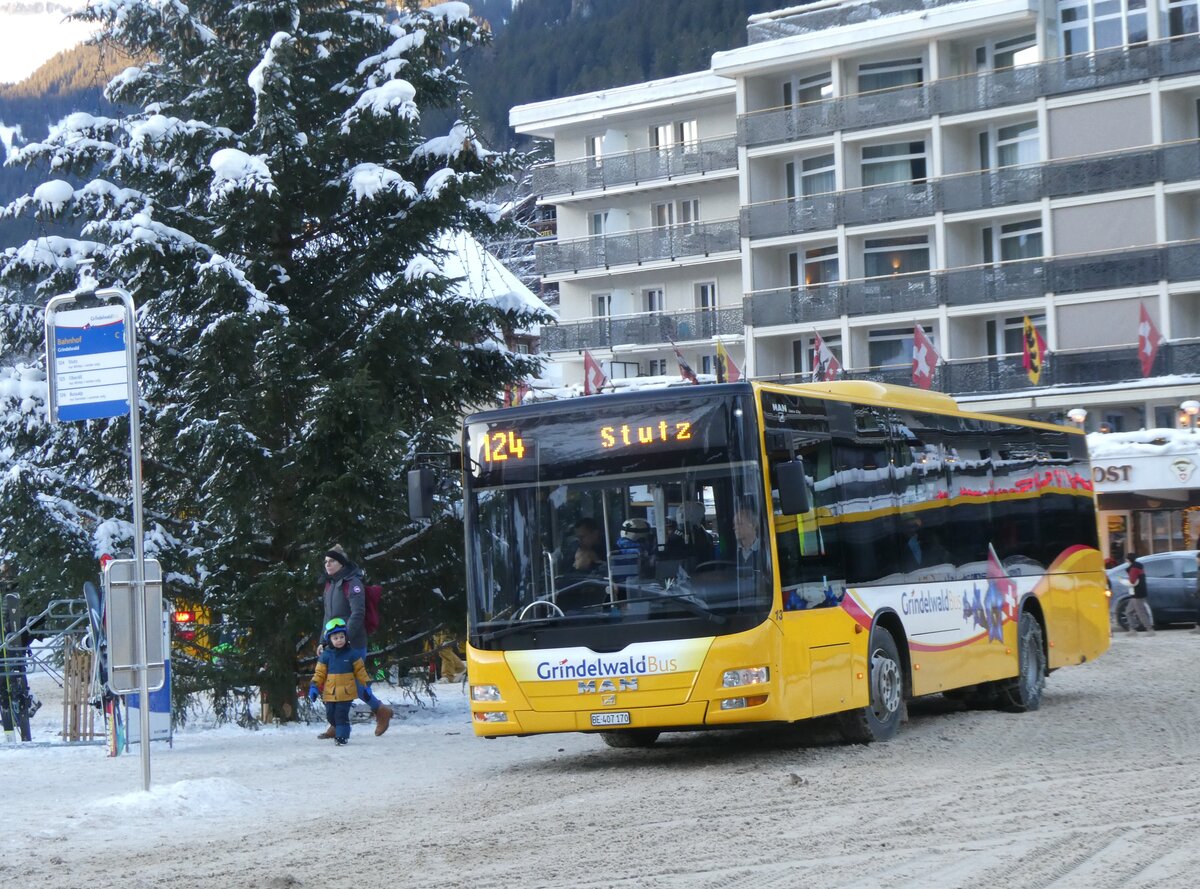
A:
0;0;547;715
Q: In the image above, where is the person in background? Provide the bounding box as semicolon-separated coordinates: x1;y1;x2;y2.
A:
664;501;714;563
560;517;607;574
733;503;761;571
1122;553;1155;636
308;618;371;746
318;545;392;737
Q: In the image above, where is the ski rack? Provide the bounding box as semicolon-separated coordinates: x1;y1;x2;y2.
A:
2;598;91;685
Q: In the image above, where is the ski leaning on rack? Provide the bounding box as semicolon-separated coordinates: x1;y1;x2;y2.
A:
1;592;33;743
83;580;124;756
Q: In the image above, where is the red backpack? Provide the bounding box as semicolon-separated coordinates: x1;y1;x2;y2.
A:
342;580;383;635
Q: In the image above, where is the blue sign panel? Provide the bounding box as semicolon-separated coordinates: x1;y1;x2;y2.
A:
51;304;130;421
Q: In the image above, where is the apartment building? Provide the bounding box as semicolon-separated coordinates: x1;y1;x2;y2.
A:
512;0;1200;437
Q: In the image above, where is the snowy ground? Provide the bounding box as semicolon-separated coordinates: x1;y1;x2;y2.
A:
4;630;1200;889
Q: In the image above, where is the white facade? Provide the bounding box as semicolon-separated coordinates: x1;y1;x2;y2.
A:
513;0;1200;429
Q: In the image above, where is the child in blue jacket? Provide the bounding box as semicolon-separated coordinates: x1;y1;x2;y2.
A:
309;618;372;745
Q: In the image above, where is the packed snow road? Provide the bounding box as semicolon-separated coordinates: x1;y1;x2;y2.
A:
5;631;1199;889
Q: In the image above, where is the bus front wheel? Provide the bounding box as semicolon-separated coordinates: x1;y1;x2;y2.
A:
600;729;660;748
839;626;904;744
996;611;1046;713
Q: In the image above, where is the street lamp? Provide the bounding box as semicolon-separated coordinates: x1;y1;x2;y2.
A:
1182;399;1200;433
1067;408;1087;429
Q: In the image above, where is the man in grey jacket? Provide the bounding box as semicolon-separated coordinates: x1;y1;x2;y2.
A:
316;544;392;737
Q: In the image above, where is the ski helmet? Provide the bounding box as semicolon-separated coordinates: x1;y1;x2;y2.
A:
324;617;348;644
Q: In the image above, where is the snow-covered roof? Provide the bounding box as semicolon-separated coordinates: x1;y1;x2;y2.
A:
509;71;735;137
434;230;553;327
1086;427;1200;459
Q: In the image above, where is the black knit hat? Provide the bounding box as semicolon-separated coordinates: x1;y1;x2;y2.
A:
324;545;348;567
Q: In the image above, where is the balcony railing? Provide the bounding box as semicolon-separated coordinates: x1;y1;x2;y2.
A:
747;0;972;43
746;239;1200;327
539;306;745;352
743;141;1200;239
739;33;1200;148
536;218;740;276
825;340;1200;396
531;137;738;196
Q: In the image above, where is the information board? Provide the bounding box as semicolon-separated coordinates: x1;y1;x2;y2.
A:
47;302;131;422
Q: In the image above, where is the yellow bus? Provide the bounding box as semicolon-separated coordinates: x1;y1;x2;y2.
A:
448;381;1109;746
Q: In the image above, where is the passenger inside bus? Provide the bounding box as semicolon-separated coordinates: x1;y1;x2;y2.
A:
734;502;761;572
663;501;714;564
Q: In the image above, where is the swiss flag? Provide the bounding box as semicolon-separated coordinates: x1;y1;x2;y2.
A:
813;330;841;382
911;324;938;390
1137;302;1162;378
583;350;609;395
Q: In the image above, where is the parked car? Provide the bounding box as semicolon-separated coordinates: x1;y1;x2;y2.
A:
1107;550;1200;630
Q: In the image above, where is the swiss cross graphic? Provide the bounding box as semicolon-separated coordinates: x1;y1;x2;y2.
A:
911;324;938;390
583;350;609;395
813;330;841;382
1137;302;1161;378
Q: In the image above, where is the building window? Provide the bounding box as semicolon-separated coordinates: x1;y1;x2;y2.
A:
858;58;923;93
989;314;1046;355
786;153;836;199
869;326;933;368
783;70;834;106
982;219;1044;263
789;245;840;287
861;141;927;186
651;119;699;151
796;334;842;374
979;121;1039;169
1059;0;1148;56
695;281;717;310
863;235;930;277
593;293;612;317
588;211;608;236
700;355;713;375
1169;0;1199;35
648;358;667;376
677;198;700;228
975;34;1038;70
585;134;604;166
643;287;664;314
651;202;674;228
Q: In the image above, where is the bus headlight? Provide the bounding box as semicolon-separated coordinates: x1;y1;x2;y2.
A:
471;684;502;702
722;666;769;688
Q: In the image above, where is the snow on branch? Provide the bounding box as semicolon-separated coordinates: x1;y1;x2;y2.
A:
339;79;418;134
1;236;101;278
413;121;493;163
209;148;277;203
347;163;418;204
248;31;294;97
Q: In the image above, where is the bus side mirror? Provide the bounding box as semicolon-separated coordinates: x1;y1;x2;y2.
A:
408;468;436;520
777;459;811;516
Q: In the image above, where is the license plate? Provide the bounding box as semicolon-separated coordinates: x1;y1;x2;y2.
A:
590;711;631;727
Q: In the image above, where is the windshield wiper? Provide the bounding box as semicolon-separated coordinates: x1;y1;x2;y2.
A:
476;615;570;644
619;590;727;625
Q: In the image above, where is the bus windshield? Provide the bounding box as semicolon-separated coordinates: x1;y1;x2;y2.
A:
464;388;771;649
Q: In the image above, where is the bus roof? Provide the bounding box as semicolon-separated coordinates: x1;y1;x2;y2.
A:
468;380;1080;436
751;380;1082;435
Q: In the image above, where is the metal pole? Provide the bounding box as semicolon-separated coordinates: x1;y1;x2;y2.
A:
108;287;151;791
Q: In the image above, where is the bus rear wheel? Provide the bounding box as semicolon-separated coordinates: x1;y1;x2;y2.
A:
601;729;660;748
839;626;904;744
996;611;1046;713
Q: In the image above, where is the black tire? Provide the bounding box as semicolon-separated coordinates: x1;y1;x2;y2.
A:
839;626;905;744
997;611;1046;713
600;729;660;748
